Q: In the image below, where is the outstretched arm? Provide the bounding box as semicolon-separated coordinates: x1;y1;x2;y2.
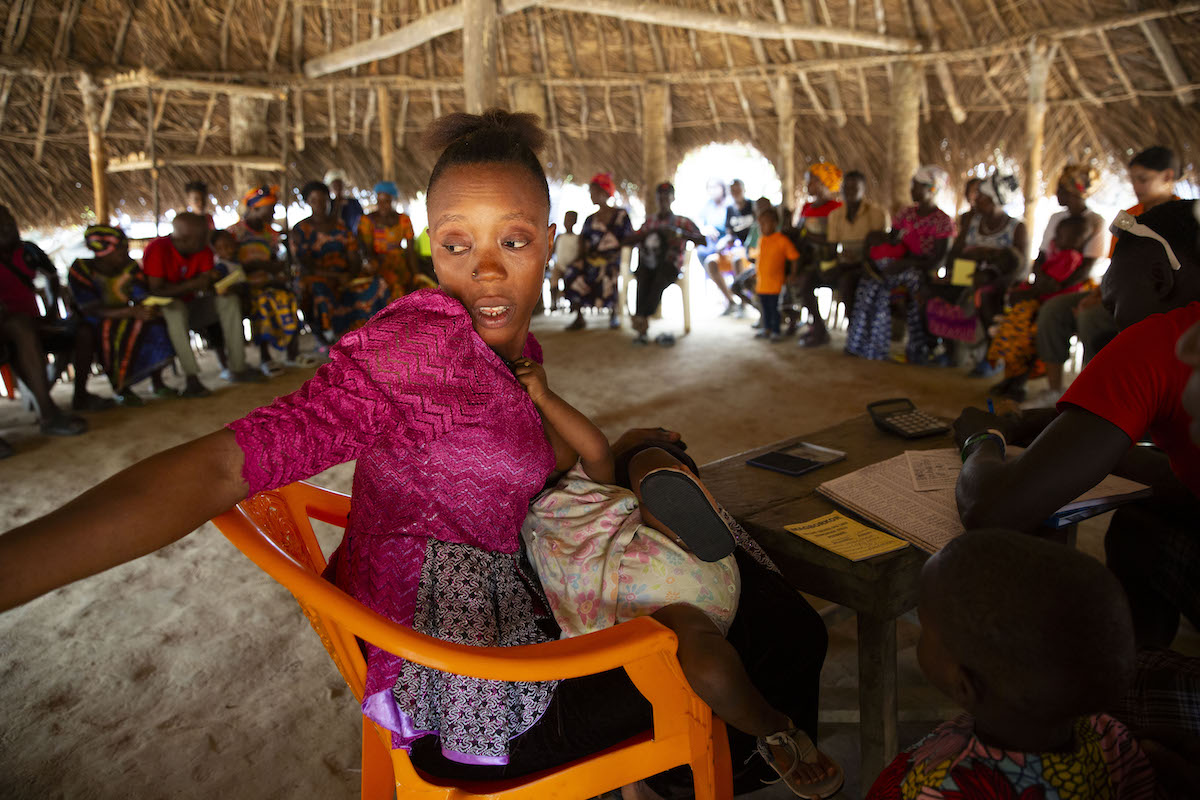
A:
512;360;614;485
0;430;248;612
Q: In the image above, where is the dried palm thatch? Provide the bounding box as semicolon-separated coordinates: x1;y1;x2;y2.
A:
0;0;1197;229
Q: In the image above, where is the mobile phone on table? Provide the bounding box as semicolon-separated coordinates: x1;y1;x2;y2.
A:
747;442;846;476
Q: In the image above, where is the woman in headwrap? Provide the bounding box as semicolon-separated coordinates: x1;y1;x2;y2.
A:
562;172;634;330
292;180;388;345
358;181;426;299
67;226;173;405
986;164;1106;400
787;161;844;345
845;165;956;363
942;172;1028;375
226;186;310;371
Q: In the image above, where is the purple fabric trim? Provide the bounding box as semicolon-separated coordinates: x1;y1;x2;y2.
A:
440;747;510;766
362;690;436;743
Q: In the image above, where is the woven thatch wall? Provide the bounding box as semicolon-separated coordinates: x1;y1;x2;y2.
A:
0;0;1197;228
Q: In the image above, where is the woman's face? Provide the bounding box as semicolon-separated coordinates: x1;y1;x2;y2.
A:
589;183;609;206
307;190;331;218
428;163;553;360
377;192;395;209
975;193;996;217
911;179;933;205
1055;180;1080;208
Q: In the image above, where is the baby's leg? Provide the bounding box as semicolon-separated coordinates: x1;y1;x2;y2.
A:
652;604;837;786
628;448;735;562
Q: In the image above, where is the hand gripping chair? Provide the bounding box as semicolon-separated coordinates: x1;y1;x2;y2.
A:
212;481;733;800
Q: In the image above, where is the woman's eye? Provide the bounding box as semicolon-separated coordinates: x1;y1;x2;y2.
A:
503;237;530;249
442;243;469;254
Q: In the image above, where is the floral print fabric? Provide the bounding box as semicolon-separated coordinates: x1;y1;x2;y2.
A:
866;713;1159;800
522;463;741;637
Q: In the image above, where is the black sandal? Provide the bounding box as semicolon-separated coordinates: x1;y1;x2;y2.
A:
639;467;736;562
39;412;88;436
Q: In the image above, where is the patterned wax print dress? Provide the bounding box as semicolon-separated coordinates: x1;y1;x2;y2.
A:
562;208;634;311
292;217;389;337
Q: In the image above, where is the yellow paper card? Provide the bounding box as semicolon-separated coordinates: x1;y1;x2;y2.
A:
950;258;977;287
140;295;174;307
819;259;838;272
784;512;908;562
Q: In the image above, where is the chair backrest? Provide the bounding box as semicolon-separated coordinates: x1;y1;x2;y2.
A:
213;481;732;800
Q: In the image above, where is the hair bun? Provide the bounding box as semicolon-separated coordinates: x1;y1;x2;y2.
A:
422;108;547;155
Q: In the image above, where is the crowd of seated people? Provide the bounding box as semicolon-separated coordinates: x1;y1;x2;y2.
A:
2;107;1200;799
0;174;424;457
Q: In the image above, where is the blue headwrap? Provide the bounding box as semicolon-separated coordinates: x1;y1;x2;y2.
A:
374;181;399;197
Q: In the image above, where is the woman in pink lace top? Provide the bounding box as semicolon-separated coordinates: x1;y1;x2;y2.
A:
0;111;831;794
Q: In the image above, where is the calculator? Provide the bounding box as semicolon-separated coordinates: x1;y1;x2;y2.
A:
867;398;951;439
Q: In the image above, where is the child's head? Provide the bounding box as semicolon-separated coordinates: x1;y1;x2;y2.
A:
757;207;779;236
210;229;236;261
563;210;578;233
917;530;1134;726
753;196;773;216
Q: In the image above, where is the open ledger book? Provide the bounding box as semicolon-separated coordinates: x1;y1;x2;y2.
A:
817;448;1151;553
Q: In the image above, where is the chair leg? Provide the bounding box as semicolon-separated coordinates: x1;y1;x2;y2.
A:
689;714;732;800
360;718;397;800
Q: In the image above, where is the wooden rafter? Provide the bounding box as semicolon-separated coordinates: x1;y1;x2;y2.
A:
219;0;237;71
195;93;217;154
104;71;285;101
33;75;56;163
2;0;35;55
112;4;135;66
1139;18;1194;106
0;74;11;130
107;154;285;174
52;0;83;61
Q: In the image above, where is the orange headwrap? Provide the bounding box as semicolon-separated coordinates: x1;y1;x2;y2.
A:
809;161;843;193
243;185;279;210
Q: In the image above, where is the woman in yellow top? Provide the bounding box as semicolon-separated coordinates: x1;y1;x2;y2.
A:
358;181;421;298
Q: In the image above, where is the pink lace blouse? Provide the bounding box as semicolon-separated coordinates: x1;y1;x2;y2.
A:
227;288;557;764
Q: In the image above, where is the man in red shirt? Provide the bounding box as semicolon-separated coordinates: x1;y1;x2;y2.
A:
143;213;261;397
954;199;1200;648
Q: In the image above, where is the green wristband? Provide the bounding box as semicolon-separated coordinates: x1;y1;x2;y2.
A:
960;430;1006;463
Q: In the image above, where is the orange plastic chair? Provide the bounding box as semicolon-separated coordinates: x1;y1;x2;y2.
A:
212;481;732;800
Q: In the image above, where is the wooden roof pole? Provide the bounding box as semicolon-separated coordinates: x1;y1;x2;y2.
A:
77;72;109;223
888;60;919;214
535;0;917;50
641;81;670;211
775;75;795;206
378;86;394;181
1139;18;1194;107
463;0;499;113
1024;40;1052;263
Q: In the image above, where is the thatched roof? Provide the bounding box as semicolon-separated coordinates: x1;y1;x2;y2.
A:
1;0;1198;228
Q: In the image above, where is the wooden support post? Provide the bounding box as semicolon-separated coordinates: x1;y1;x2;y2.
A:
462;0;499;113
147;87;160;236
196;93;217;154
857;613;899;789
641;81;670;210
775;74;795;204
377;85;394;181
1024;40;1050;262
230;94;274;190
888;60;919;213
78;72;109;223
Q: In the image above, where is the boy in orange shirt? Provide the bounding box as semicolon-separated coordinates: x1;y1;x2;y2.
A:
755;207;800;341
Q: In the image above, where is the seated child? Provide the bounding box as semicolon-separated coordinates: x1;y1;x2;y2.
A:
211;229;303;376
867;530;1158;800
548;210;579;311
988;214;1097;399
511;357;844;799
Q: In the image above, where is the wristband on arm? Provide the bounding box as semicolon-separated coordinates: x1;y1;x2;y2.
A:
961;428;1007;463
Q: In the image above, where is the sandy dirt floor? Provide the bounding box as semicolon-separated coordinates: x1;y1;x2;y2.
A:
2;293;1193;799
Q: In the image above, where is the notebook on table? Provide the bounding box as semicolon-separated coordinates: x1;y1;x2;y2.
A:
816;448;1151;553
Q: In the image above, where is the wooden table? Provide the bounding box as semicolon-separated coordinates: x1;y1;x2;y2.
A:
701;414;955;785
